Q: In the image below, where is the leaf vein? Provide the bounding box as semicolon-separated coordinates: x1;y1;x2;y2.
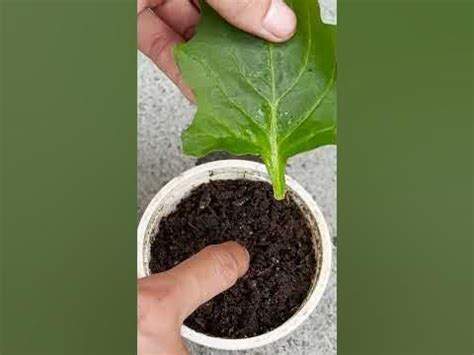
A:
230;52;271;104
184;51;267;132
279;65;336;144
276;7;312;103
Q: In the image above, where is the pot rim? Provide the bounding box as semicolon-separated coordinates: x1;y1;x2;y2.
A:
137;160;332;351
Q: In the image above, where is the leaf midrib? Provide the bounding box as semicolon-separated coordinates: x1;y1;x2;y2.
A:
268;43;279;170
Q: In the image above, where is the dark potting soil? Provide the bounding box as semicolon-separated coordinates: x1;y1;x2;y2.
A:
149;179;318;338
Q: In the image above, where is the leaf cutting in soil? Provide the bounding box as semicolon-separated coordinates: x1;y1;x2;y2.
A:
175;0;336;199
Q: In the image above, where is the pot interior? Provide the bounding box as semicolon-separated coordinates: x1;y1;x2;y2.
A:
138;162;327;344
141;167;323;289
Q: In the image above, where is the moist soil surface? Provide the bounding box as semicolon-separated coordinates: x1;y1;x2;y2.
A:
149;179;318;338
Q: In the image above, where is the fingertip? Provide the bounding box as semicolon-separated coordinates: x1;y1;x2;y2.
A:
262;0;297;42
181;84;196;104
207;0;297;44
167;241;250;319
221;241;250;277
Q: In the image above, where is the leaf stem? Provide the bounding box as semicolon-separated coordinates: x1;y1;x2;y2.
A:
266;43;287;199
265;147;286;200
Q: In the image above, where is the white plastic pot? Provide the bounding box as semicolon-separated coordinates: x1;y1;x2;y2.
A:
137;160;331;351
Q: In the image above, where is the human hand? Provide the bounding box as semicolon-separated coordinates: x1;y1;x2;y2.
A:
138;241;250;355
137;0;297;102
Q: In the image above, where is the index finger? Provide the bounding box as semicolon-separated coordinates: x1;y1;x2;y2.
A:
137;9;195;102
167;241;250;321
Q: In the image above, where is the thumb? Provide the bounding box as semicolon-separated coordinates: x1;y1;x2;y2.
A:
207;0;297;43
167;241;250;321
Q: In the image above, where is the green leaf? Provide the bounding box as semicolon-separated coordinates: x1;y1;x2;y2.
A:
175;0;336;199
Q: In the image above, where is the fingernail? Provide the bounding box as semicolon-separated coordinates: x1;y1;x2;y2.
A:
263;0;297;40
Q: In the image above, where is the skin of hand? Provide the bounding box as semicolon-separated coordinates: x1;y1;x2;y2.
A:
138;241;250;355
137;0;297;101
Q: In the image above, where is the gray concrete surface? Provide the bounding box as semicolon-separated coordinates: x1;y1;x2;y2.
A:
138;2;336;353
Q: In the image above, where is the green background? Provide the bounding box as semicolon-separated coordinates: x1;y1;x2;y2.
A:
1;0;137;354
1;0;472;354
338;0;473;354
